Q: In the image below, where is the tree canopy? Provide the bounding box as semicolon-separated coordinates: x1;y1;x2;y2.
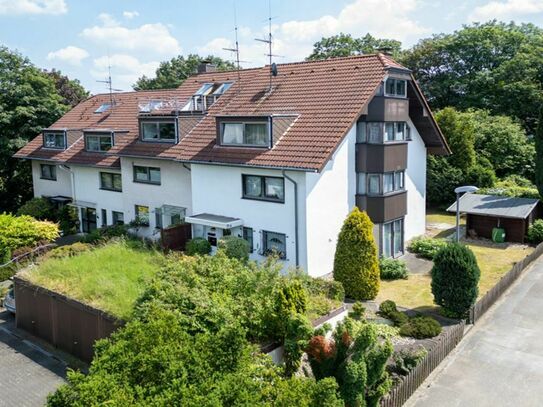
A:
43;69;89;107
307;33;402;61
0;46;77;212
134;54;236;90
401;21;543;134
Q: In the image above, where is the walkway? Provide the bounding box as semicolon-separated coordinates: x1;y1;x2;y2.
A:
406;257;543;407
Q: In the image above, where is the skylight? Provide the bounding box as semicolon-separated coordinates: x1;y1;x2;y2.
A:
181;82;233;112
94;103;112;113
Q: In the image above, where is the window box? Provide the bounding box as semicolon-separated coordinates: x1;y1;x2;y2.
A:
134;205;150;226
85;132;113;152
40;164;57;180
140;119;177;142
100;172;122;192
133;165;161;185
242;174;284;203
43;131;66;149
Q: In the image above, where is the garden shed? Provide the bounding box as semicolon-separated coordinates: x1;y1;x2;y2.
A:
447;194;541;243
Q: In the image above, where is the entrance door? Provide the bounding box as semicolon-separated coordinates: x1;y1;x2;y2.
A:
81;207;97;233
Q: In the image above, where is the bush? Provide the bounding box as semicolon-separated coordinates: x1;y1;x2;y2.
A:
431;243;480;318
391;347;428;375
0;214;59;254
333;207;380;300
17;197;56;220
349;301;366;320
408;237;448;260
480;176;540;199
379;300;397;316
185;237;211;256
379;300;407;326
379;257;408;280
100;224;129;239
217;235;250;261
81;230;103;244
527;219;543;244
399;316;442;339
46;243;92;259
273;280;308;337
58;206;78;235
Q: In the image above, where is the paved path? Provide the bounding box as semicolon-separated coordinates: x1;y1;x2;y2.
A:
406;257;543;407
0;311;66;406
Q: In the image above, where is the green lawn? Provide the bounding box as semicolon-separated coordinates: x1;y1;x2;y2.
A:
377;242;533;311
21;241;162;319
426;209;463;226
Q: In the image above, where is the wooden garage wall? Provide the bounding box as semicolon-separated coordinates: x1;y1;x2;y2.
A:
466;215;527;243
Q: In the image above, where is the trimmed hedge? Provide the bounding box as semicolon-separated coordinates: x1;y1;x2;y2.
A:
333;207;380;300
431;243;480;318
185;237;212;256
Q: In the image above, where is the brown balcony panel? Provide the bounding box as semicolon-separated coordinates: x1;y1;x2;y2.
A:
366;96;409;122
356;192;407;224
356;143;407;173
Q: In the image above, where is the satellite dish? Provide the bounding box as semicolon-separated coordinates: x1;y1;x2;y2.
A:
271;62;278;77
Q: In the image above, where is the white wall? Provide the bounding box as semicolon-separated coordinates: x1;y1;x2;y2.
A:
32;160;72;198
305;126;357;277
191;164;306;272
404;119;427;241
120;157;192;237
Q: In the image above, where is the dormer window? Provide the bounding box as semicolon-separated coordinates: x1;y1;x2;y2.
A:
384;78;407;98
220;121;270;147
43;131;66;149
140;119;176;142
85;132;113;152
182;82;233;112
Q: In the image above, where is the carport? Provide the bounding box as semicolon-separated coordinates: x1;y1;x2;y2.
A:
447;194;540;243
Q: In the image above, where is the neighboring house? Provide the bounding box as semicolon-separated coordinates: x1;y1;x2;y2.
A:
15;55;449;277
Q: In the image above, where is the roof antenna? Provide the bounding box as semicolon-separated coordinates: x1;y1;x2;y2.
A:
255;0;277;92
96;55;123;108
222;1;241;83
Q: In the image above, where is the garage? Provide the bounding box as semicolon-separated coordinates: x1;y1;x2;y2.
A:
447;194;541;243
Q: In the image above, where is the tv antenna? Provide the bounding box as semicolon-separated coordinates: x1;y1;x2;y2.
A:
223;1;242;82
96;63;123;107
254;0;279;92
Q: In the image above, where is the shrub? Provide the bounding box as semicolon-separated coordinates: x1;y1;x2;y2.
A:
333;207;380;300
283;313;313;377
378;300;397;316
17;197;56;220
431;243;480;318
378;300;407;326
391;347;428;375
58;206;78;235
46;243;92;259
99;224;129;239
81;230;103;244
527;219;543;244
480;176;540;199
217;235;250;261
408;237;447;260
273;279;308;337
0;214;59;254
379;257;408;280
399;316;442;339
185;237;211;256
349;301;366;320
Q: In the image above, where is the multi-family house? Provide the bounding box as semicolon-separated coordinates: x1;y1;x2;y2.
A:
15;54;449;277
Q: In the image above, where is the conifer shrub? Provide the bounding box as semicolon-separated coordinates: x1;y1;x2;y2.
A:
379;257;408;280
527;219;543;244
333;207;380;300
399;316;442;339
185;237;212;256
431;243;480;318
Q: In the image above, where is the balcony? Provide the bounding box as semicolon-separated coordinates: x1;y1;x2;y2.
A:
356;142;408;173
366;96;409;122
356;191;407;224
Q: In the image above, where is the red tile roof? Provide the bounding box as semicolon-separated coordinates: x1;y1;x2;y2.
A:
15;54;446;171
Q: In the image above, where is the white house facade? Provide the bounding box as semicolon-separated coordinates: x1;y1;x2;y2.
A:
16;55;449;277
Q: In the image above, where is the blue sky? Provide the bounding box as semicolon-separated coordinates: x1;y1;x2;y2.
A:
1;0;543;93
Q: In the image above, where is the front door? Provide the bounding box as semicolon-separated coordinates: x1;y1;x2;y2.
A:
81;207;97;233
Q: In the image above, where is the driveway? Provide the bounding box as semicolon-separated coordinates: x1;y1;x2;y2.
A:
0;310;66;406
406;257;543;407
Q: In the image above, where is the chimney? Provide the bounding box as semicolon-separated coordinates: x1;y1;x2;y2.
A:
197;61;217;74
377;47;394;57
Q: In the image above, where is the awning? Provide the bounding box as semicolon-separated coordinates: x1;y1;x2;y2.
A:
185;213;243;229
69;200;97;208
48;195;72;203
160;204;186;217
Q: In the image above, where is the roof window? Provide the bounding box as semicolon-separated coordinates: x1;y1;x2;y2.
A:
182;82;233;112
94;103;112;113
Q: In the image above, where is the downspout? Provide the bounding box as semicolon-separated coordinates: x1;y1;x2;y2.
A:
282;170;299;267
59;164;76;203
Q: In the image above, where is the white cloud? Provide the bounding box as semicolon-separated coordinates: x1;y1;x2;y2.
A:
81;15;181;56
0;0;67;15
469;0;543;22
92;54;160;91
198;0;429;66
47;46;90;66
123;10;139;19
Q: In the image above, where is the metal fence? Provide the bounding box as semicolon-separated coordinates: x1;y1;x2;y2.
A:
380;321;466;407
469;241;543;324
14;277;122;362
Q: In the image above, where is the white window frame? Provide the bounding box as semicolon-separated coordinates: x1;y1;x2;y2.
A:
220;121;271;147
384;77;407;98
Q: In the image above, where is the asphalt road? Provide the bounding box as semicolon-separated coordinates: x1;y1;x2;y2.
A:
406;257;543;407
0;311;66;406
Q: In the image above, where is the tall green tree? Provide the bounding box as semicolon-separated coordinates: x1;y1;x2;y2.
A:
0;47;72;212
535;108;543;198
134;54;236;90
44;69;89;107
307;33;402;60
401;21;543;133
435;107;476;173
333;207;380;300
